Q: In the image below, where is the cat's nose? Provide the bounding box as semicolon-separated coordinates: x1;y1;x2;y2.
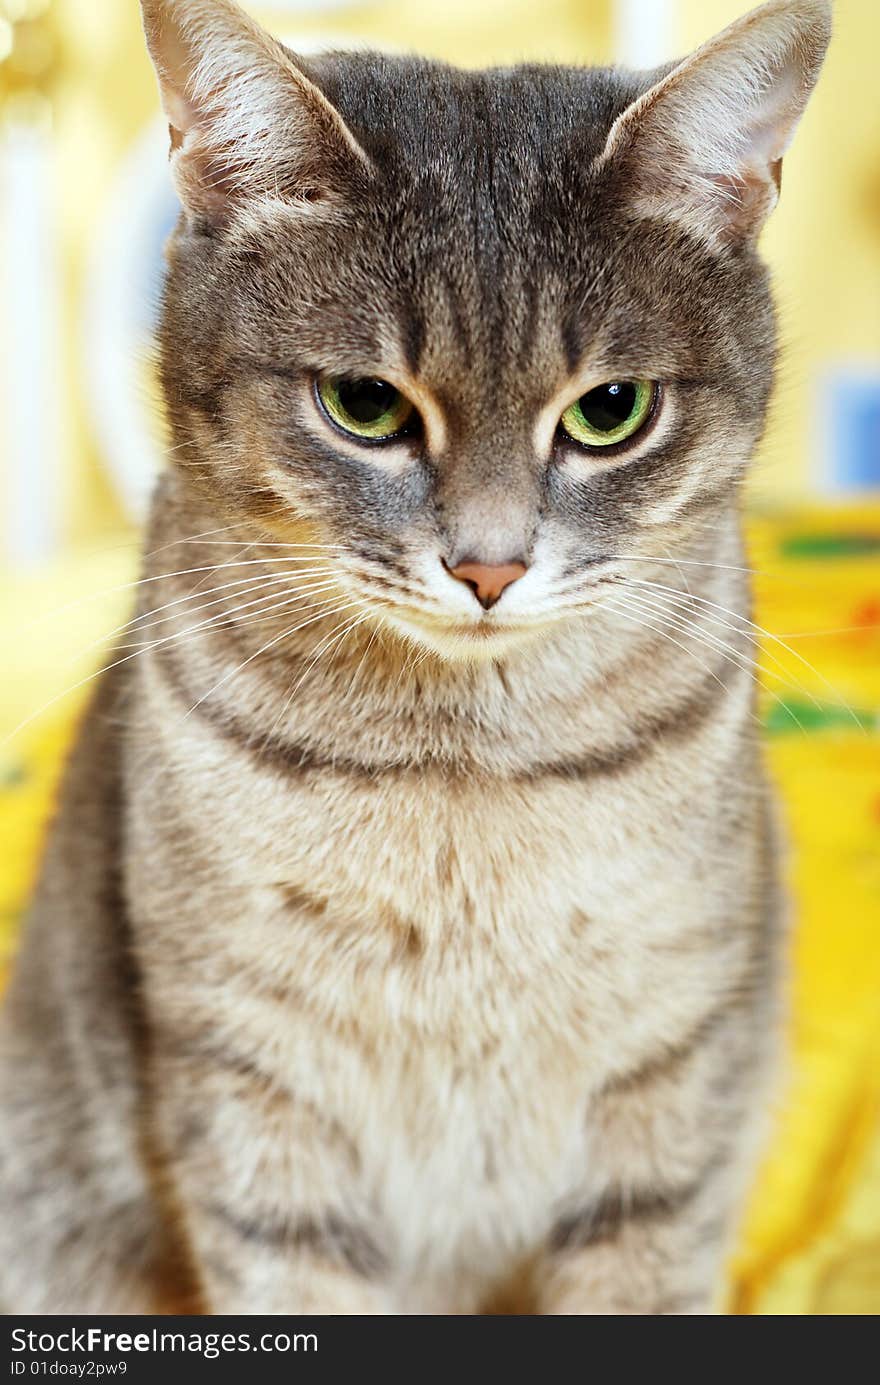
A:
446;558;528;611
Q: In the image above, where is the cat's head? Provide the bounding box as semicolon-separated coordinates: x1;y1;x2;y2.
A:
142;0;829;660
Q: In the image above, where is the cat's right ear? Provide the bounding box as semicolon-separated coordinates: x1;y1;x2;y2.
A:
596;0;831;248
140;0;372;226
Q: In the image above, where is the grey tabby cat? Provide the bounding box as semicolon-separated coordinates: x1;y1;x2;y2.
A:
0;0;830;1315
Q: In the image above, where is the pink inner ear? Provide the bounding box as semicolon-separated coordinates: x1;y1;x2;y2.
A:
161;80;199;137
704;168;779;246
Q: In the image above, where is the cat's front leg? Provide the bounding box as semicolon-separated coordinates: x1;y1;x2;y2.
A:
179;1202;394;1315
153;1043;395;1314
534;1013;769;1315
535;1161;732;1314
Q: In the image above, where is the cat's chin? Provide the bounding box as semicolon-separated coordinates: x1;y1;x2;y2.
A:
381;611;550;663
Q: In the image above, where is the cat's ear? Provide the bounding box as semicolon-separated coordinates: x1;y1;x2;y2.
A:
140;0;372;225
597;0;831;247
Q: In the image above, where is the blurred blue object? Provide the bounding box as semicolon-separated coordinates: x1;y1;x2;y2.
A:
821;368;880;493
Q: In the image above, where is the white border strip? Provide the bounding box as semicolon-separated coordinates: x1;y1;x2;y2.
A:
0;120;61;565
81;117;173;523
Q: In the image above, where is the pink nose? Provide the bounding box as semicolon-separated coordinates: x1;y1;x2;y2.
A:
447;559;528;611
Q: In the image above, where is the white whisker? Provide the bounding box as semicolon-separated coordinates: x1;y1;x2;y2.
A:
116;579;341;650
169;539;346;550
10;557;342;639
182;598;368;722
122;569;338;641
600;593;764;727
626;576;863;729
1;579;342;752
619;580;823;715
271;610;373;740
602;590;803;732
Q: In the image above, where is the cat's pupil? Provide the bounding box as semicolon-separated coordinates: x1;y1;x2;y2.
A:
337;378;399;424
580;381;637;432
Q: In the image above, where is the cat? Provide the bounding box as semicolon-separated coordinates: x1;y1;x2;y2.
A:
0;0;830;1314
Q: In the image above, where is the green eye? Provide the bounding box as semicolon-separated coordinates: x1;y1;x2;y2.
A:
317;375;415;441
559;380;655;449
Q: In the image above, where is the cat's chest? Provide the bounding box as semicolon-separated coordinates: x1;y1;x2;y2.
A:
136;704;715;1036
168;765;644;1015
163;711;684;933
359;1035;592;1298
138;634;717;956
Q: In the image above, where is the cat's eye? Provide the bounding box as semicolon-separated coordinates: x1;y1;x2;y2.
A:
559;380;656;449
316;375;415;442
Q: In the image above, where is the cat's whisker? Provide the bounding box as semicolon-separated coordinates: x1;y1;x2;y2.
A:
182;541;259;603
383;619;424;694
397;632;428;692
606;588;778;695
143;521;258;560
182;598;369;722
627;576;864;729
410;636;439;681
10;556;345;640
166;585;350;647
345;620;383;703
616;592;809;724
602;590;805;732
261;601;374;745
609;552;778;580
0;578;348;752
122;568;339;641
67;568;339;666
120;596;318;658
275;610;373;733
618;579;826;716
608;549;871;598
663;542;695;600
599;593;770;733
115;578;343;650
171;539;346;550
411;629;443;677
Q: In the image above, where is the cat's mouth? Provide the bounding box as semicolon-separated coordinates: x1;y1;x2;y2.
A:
378;604;553;660
442;620;528;639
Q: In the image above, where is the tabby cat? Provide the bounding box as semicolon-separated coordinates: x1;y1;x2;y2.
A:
0;0;830;1314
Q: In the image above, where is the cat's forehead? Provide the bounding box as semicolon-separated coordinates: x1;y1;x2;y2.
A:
237;54;672;388
214;51;735;406
301;52;650;178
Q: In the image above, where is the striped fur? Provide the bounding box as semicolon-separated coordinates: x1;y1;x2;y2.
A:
0;0;829;1314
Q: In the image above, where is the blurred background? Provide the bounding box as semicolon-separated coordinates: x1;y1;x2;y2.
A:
1;0;878;1313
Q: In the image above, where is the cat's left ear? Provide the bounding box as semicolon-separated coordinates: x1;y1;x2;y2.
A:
140;0;372;226
597;0;831;247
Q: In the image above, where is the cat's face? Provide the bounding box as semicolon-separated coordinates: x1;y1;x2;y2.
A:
149;1;829;659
